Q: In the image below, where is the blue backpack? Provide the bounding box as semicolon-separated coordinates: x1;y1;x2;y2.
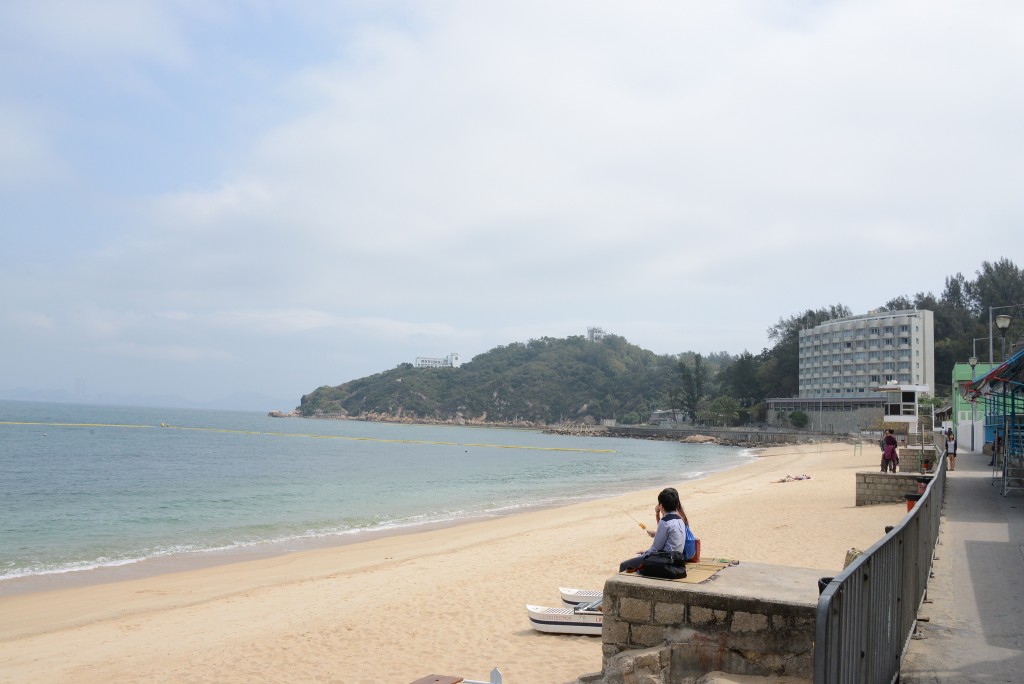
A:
683;525;697;561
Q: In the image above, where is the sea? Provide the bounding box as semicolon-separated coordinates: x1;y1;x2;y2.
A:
0;400;754;594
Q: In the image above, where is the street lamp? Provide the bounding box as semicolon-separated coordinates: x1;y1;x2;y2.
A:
996;314;1012;360
989;305;1021;366
968;354;978;451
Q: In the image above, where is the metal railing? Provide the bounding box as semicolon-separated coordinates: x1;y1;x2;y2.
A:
813;450;947;683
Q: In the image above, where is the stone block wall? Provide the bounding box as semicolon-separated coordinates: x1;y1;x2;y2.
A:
893;445;938;473
855;471;931;506
578;564;823;684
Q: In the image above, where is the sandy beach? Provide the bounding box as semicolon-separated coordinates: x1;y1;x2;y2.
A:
0;442;906;684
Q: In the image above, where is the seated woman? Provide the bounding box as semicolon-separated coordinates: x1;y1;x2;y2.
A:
620;488;690;573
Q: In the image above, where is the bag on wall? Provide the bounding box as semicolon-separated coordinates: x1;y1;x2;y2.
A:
637;551;687;579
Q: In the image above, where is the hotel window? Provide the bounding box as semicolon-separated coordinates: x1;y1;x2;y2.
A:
884;326;894;334
869;327;880;335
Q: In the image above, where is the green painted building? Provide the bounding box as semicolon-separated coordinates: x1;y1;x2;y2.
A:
952;360;995;451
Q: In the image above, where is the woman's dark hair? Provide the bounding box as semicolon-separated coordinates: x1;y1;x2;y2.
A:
659;487;689;527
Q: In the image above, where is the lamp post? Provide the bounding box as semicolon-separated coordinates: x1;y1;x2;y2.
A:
996;314;1012;360
968;354;978;451
969;335;989;452
988;305;1020;366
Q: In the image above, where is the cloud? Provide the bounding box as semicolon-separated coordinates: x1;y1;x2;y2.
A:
210;308;341;334
2;1;1023;402
0;105;65;187
0;0;191;66
100;341;234;364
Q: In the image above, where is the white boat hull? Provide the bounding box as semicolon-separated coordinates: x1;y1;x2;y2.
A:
559;587;602;607
526;604;602;636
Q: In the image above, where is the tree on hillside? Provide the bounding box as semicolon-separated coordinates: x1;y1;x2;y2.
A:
700;396;742;427
941;273;970;311
720;350;762;407
762;304;852;398
881;295;914;311
675;354;707;421
881;259;1024;395
966;258;1024;315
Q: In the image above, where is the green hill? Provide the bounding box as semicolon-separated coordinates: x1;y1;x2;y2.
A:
298;334;678;425
298;257;1024;427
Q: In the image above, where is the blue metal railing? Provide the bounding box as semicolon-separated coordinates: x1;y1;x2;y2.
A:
813;451;946;683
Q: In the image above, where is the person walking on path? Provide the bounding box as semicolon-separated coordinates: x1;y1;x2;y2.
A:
881;429;899;473
988;431;1002;467
946;430;957;471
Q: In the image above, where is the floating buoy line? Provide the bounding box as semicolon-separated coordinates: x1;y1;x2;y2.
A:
0;420;616;453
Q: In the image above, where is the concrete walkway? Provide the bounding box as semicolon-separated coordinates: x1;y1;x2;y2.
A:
900;449;1024;682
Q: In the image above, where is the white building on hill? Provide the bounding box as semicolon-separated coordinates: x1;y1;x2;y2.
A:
414;353;462;369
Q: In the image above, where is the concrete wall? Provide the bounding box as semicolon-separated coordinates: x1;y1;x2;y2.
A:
764;406;881;433
855;471;932;506
608;426;814;444
578;564;825;684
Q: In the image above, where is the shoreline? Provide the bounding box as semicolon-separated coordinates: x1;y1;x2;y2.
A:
0;446;755;599
0;442;905;683
0;436;759;599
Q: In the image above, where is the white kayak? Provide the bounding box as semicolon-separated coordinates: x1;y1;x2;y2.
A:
559;587;602;608
526;597;603;636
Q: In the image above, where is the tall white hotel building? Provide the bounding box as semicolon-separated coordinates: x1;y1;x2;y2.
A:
798;309;935;398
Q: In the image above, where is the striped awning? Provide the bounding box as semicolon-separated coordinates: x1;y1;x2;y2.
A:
965;346;1024;399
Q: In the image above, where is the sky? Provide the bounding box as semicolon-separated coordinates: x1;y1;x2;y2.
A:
2;1;1023;409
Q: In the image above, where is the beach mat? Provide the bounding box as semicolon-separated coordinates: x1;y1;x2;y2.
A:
622;558;738;584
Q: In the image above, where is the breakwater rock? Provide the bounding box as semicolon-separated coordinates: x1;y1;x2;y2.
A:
543;423;608;437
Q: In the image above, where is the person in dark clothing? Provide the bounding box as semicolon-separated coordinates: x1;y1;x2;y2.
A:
620;488;687;572
881;429;899;473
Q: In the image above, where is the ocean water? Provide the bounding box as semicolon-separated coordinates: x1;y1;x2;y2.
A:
0;400;753;590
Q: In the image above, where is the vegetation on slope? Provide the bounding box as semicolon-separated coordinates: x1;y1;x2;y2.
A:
300;258;1024;426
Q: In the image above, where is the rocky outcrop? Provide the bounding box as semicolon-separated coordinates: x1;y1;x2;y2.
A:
543;422;608;436
344;410;541;428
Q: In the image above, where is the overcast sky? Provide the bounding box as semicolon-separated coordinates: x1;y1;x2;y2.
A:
2;1;1022;408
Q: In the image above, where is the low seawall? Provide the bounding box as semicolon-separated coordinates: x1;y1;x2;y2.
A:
579;564;824;683
856;471;933;506
605;426;824;445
